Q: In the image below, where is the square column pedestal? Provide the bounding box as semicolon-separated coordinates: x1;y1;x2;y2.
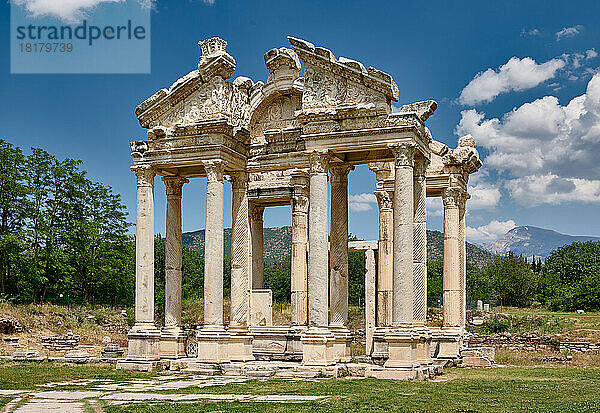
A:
384;328;419;369
415;327;433;365
301;327;336;366
117;323;161;372
330;326;353;362
435;327;462;359
196;326;230;363
228;328;254;362
160;328;187;359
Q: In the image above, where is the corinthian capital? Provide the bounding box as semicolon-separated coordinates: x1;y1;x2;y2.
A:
133;164;155;188
442;187;463;208
388;143;416;167
309;151;329;174
250;205;265;222
329;163;354;184
374;190;393;210
413;155;430;177
292;195;309;214
202;160;225;182
229;171;249;190
162;176;188;197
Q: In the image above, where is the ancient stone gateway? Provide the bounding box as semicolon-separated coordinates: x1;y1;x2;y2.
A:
118;36;481;377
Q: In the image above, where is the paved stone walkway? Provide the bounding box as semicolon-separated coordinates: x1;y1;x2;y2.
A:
0;374;329;412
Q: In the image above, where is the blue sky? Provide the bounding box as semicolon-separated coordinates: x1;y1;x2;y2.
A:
1;0;600;244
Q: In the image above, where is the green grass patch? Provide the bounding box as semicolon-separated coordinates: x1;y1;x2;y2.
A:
112;367;600;412
0;361;155;390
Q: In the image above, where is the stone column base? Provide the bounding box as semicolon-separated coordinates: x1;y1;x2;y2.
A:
228;328;254;362
371;326;391;361
415;326;432;365
301;327;336;366
124;322;161;361
196;326;230;363
329;326;353;362
384;327;419;369
436;327;463;359
160;327;187;359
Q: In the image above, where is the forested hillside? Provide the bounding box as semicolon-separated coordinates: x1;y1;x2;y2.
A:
182;227;494;267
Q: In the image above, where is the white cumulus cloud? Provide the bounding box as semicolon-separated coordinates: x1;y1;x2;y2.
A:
467;220;516;242
457;72;600;206
587;48;598;59
12;0;153;24
468;182;502;209
349;193;377;212
556;25;583;41
459;56;565;105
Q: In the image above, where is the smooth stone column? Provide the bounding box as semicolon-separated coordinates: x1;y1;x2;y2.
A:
120;165;160;368
438;187;462;359
160;176;188;359
329;163;353;361
301;151;335;366
197;160;229;363
412;157;431;365
229;172;254;361
385;143;418;369
250;205;265;290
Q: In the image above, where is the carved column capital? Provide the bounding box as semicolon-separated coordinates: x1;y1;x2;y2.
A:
413;155;430;178
292;195;309;214
133;164;155;188
442;187;464;208
250;204;265;222
229;171;249;190
374;190;393;211
162;176;188;197
309;151;329;174
388;143;416;167
329;163;354;185
202;160;225;182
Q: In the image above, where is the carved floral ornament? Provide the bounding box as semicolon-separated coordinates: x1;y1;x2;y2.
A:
309;151;329;174
250;205;265;221
292;194;309;214
388;143;416;167
133;165;155;187
163;177;188;197
202;160;225;182
229;172;249;190
329;163;354;183
374;190;393;210
441;187;468;208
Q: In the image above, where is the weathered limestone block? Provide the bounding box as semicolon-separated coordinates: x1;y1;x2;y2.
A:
249;290;273;326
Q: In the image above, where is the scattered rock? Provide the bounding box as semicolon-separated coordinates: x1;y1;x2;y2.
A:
101;343;124;358
65;349;91;363
13;348;40;360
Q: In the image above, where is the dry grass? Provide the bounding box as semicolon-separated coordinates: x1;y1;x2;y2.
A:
0;302;129;357
495;347;600;367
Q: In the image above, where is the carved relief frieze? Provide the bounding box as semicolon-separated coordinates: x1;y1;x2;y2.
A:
249;94;301;139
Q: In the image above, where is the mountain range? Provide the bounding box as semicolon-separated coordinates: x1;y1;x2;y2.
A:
182;227;495;267
483;226;600;258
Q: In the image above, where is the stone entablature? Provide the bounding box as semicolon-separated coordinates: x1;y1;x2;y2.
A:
121;35;482;375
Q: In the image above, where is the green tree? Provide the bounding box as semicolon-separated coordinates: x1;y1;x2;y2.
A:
264;256;291;303
485;252;538;307
0;140;28;296
541;241;600;311
427;258;443;307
